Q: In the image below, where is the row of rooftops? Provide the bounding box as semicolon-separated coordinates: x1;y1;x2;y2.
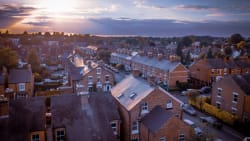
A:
0;69;32;85
230;74;250;95
111;52;180;72
197;58;250;69
0;93;120;141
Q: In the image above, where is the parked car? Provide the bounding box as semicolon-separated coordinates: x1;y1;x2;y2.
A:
182;104;196;116
200;116;223;129
183;119;203;136
199;86;211;94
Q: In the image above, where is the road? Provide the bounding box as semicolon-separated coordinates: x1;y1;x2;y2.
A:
172;91;245;141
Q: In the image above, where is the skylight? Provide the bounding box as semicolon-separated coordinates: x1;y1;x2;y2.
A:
117;93;124;99
129;92;137;99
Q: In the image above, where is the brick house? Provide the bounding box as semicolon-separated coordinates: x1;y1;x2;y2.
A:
189;58;250;87
0;93;121;141
111;75;192;141
68;61;115;94
110;52;188;88
211;74;250;121
0;75;5;95
7;69;34;99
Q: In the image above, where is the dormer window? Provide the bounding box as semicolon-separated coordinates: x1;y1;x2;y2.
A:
129;92;137;99
166;99;173;109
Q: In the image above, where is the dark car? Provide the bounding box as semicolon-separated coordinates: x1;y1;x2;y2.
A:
199;86;211;94
200;116;223;129
182;104;196;116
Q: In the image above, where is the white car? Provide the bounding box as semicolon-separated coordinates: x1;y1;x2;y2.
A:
183;119;203;136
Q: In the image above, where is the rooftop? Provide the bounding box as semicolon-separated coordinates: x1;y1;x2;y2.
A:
8;69;32;83
111;75;154;111
141;106;173;133
231;74;250;95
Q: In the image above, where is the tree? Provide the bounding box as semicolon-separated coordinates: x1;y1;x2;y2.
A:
181;36;193;47
0;47;18;70
184;51;191;65
207;48;214;58
224;47;233;56
176;44;184;63
229;33;244;44
98;50;111;63
236;41;246;50
28;48;40;73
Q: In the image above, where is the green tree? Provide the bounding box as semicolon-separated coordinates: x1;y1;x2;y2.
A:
98;50;111;63
0;47;18;70
229;33;244;44
176;44;184;63
28;48;40;73
181;36;193;47
184;51;191;65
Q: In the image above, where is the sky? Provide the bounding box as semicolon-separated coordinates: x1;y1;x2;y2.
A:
0;0;250;37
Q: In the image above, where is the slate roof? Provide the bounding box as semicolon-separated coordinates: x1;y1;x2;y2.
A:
0;97;46;141
111;53;180;71
8;69;32;83
51;94;120;141
111;75;154;111
0;94;120;141
141;106;173;133
201;58;250;69
231;74;250;96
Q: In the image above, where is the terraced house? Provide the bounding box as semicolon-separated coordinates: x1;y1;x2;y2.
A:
189;58;250;87
111;75;192;141
110;51;188;89
211;74;250;122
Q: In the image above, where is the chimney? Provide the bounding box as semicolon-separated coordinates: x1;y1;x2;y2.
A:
139;51;144;56
132;69;140;77
157;53;163;61
87;61;92;68
147;52;153;58
27;64;32;72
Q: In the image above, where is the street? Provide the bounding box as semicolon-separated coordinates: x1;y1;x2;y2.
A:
172;91;245;141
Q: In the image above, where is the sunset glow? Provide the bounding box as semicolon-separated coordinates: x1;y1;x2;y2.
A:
38;0;77;14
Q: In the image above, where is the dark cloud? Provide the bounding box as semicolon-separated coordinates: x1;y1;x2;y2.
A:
22;21;51;26
81;18;250;37
0;4;36;28
175;5;217;11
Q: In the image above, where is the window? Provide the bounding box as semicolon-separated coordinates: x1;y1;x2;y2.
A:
97;67;101;74
131;138;139;141
56;130;65;141
232;107;237;115
211;69;215;74
141;102;149;114
166;99;173;109
131;121;139;134
232;92;238;103
159;137;166;141
88;76;93;84
88;86;93;92
216;101;221;109
224;68;227;75
32;134;40;141
179;134;185;141
19;83;25;91
105;75;110;82
217;88;222;97
110;121;117;135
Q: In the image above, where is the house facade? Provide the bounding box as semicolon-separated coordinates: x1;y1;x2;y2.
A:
7;69;34;99
190;58;250;87
110;52;188;88
211;74;250;121
111;75;192;141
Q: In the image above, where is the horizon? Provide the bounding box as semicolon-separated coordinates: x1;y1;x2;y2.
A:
1;0;250;37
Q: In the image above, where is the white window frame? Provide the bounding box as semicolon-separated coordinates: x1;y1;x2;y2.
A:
159;137;166;141
88;76;93;84
131;121;139;134
179;134;185;141
216;101;221;109
110;121;117;135
217;88;222;98
232;92;239;103
131;138;139;141
32;134;40;141
97;67;101;74
166;99;173;109
231;107;237;115
19;83;25;91
105;75;110;82
56;129;65;141
141;102;149;115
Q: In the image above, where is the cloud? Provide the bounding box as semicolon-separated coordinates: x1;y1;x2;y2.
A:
0;4;36;28
207;13;225;17
79;4;118;14
175;5;217;11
